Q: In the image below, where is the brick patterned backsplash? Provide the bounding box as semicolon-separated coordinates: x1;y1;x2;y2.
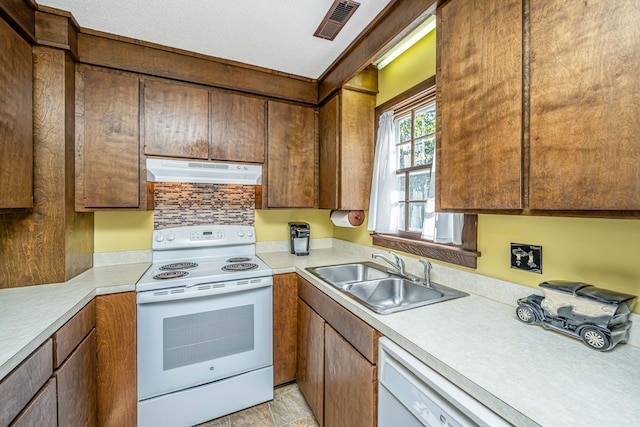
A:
154;183;255;229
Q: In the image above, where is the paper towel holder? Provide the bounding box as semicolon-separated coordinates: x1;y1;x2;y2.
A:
330;210;365;227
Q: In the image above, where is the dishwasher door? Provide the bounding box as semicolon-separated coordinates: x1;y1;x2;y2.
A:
378;337;510;427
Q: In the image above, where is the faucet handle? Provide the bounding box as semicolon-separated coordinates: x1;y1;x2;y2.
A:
390;252;405;273
419;258;432;287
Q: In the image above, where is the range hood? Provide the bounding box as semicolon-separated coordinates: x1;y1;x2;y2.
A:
146;158;262;185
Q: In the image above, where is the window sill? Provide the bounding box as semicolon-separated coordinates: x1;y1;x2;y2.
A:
371;233;480;269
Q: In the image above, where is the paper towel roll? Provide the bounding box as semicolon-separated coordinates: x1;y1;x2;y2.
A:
330;210;365;228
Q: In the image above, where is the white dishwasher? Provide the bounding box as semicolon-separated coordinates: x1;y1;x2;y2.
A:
378;338;511;427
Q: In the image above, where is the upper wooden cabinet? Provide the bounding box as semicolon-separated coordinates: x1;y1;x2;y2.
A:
76;66;149;211
528;0;640;211
143;79;209;159
263;101;317;208
210;90;265;163
144;81;267;164
437;0;640;214
437;0;523;211
0;17;33;210
319;88;375;210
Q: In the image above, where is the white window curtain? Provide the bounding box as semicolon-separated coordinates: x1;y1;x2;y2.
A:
421;151;464;244
368;111;398;233
369;111;463;244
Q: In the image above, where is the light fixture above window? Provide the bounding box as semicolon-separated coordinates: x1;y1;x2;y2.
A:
374;15;436;69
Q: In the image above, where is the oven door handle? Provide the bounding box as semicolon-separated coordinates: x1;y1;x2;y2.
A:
137;279;272;304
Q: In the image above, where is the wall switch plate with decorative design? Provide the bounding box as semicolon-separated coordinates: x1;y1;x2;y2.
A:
510;243;542;273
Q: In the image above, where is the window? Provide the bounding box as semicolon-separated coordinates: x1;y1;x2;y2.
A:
394;96;435;236
371;77;479;268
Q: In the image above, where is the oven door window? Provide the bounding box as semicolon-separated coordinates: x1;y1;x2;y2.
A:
137;285;272;400
163;304;254;370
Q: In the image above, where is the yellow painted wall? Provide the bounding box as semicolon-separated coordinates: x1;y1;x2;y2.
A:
94;211;154;252
93;209;335;251
376;29;437;106
255;209;334;242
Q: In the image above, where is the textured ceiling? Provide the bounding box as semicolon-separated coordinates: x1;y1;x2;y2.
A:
36;0;394;79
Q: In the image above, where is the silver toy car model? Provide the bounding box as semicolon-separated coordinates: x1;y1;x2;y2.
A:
516;280;637;351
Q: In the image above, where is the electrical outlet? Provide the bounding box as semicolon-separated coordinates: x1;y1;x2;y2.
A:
510;243;542;273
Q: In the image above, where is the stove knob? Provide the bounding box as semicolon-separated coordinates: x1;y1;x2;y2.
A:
155;233;164;242
247;229;254;237
238;230;245;238
167;233;175;242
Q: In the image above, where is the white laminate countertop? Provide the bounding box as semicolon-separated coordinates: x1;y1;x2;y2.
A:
258;248;640;427
2;247;639;427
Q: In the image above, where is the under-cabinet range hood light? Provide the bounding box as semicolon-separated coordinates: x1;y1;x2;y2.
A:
146;158;262;185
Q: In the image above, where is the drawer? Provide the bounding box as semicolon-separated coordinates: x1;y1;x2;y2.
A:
53;300;96;367
0;339;53;427
9;378;57;427
298;276;380;364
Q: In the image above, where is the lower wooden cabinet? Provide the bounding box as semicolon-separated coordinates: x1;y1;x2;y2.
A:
95;292;137;427
55;331;97;427
0;294;137;427
297;277;379;427
273;273;298;386
324;325;376;427
297;299;325;426
10;378;57;427
0;340;53;427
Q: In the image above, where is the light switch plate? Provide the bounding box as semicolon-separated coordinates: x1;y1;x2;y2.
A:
510;243;542;274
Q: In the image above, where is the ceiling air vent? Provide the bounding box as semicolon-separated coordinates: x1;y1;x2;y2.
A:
314;0;360;41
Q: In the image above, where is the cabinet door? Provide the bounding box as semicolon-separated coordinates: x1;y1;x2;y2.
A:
0;17;33;209
319;94;339;209
436;0;523;210
144;79;209;159
55;330;97;427
273;273;298;386
297;299;325;426
529;1;640;210
266;101;316;208
324;325;376;427
339;89;375;210
0;340;53;427
319;91;375;210
210;90;265;163
77;68;141;209
95;292;137;427
10;379;57;427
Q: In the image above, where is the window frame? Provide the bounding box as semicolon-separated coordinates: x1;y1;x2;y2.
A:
393;93;436;236
372;76;480;268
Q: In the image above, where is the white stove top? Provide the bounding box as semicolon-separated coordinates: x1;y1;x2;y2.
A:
136;225;272;292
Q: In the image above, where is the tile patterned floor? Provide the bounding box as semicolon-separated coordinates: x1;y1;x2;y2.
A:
195;383;319;427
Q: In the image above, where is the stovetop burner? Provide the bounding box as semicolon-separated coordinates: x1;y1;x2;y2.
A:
222;263;259;272
226;257;251;263
153;270;189;280
160;262;198;271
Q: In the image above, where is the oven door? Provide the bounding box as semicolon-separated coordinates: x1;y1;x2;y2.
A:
137;277;273;400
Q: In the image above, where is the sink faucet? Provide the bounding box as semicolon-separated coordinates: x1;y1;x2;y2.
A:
419;258;432;287
372;252;406;276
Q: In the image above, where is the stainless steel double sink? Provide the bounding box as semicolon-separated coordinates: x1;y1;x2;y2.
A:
306;262;468;314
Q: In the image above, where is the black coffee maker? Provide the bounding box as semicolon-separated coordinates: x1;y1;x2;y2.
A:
288;222;310;256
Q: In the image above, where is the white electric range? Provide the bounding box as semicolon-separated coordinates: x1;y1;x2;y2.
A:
136;224;273;427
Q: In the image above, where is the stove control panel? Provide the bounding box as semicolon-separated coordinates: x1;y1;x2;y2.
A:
152;225;256;250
